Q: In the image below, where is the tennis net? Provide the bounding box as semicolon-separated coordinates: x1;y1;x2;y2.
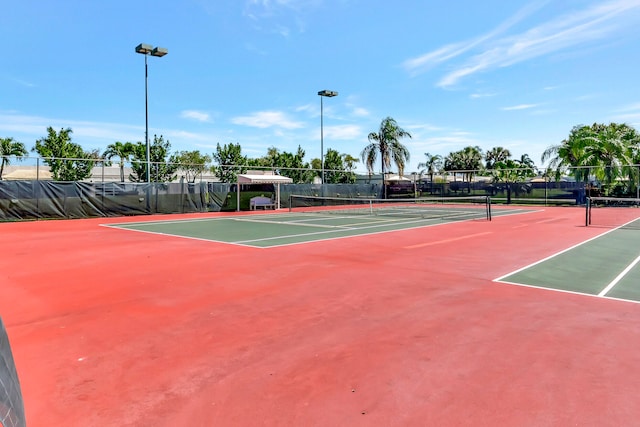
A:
586;197;640;228
289;195;492;221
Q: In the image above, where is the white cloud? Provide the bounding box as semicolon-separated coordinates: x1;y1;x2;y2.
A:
351;107;370;117
181;110;211;122
403;1;547;76
0;113;142;146
616;102;640;112
243;0;322;36
10;77;35;88
611;103;640;125
470;92;497;99
410;135;480;152
406;123;444;132
403;0;640;87
324;124;361;140
294;103;315;113
231;110;304;129
502;104;540;111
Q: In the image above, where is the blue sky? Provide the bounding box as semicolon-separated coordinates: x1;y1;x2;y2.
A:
2;0;640;174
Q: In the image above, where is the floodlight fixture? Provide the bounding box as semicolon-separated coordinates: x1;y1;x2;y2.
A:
318;90;338;185
151;47;168;57
317;90;338;97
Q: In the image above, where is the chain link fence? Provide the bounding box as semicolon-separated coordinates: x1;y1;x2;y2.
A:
2;155;638;220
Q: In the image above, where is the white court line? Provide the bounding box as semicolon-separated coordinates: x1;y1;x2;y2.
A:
234;215;447;244
495;215;640;283
234;213;408;229
232;217;357;230
97;225;261;248
493;221;631;283
494;216;640;304
498;279;640;305
102;209;490;248
598;254;640;297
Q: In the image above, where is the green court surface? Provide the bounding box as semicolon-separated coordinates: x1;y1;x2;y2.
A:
104;207;534;248
104;205;533;248
496;219;640;303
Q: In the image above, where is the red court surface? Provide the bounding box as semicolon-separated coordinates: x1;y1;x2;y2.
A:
2;207;640;426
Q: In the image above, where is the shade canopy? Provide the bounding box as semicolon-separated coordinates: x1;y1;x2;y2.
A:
236;173;292;211
385;174;411;182
237;174;293;184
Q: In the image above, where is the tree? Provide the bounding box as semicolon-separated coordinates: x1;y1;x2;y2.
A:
103;141;135;182
542;123;640;196
580;123;636;194
491;159;536;204
518;153;536;171
485;146;512;169
173;150;211;183
0;137;28;180
323;149;357;184
212;142;247;183
129;135;177;182
444;150;462;182
342;154;359;173
32;127;96;181
542;125;594;183
257;146;314;183
444;146;483;188
417;152;443;193
361;117;412;178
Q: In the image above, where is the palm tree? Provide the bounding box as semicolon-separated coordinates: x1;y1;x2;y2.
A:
417;152;443;194
459;146;483;181
361;117;411;189
542;123;640;198
444;146;483;193
444;151;462;182
541;125;593;183
518;153;536;171
0;137;28;180
485;146;511;169
580;123;633;193
103;141;135;182
492;158;536;204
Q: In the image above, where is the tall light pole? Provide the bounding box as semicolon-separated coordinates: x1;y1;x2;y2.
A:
317;90;338;184
135;43;168;183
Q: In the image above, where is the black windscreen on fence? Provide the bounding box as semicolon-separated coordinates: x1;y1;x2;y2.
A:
0;177;586;221
0;318;25;427
0;181;231;221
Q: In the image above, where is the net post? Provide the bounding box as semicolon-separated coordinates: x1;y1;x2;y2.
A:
487;196;492;221
585;197;590;226
288;194;293;212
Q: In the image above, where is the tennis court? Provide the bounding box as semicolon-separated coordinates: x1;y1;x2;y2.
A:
105;195;527;248
2;200;640;426
496;217;640;302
